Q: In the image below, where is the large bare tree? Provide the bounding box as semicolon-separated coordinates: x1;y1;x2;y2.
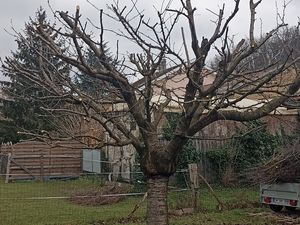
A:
2;1;300;224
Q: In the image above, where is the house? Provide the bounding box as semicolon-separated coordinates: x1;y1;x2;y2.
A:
131;65;299;138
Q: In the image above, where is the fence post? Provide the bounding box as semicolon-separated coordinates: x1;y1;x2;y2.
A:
40;150;44;182
5;153;12;183
188;163;199;209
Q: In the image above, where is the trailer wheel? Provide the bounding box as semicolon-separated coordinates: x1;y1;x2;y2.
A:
285;206;296;211
269;204;283;212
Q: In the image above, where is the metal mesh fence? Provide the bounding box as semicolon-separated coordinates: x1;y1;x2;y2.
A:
0;170;193;225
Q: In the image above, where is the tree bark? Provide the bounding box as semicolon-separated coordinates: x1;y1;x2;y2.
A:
147;175;169;225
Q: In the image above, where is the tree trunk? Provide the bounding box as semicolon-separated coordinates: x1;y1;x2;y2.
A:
147;175;169;225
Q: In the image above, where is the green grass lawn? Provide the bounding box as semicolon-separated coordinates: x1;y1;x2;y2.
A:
0;178;279;225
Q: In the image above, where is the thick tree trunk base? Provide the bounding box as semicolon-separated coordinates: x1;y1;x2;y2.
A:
147;175;169;225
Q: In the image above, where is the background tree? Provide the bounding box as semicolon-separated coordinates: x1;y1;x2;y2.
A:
2;1;300;225
75;47;117;99
210;25;300;70
0;8;69;142
245;25;300;71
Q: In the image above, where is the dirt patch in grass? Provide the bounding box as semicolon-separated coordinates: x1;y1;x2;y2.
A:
215;224;253;225
69;182;131;206
223;200;261;210
89;216;145;225
169;207;195;217
117;216;145;224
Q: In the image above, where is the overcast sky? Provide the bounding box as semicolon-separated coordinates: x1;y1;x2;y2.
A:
0;0;299;80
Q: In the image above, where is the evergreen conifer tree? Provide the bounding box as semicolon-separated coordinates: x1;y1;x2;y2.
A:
0;8;69;143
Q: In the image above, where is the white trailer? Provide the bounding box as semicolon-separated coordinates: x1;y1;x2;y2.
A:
260;183;300;212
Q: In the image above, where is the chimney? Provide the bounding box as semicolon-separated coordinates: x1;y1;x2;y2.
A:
159;58;167;72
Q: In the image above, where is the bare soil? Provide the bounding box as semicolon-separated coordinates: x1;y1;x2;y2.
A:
249;210;300;225
69;182;131;206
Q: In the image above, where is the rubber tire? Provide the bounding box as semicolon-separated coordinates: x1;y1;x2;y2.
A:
285;206;296;211
269;204;283;212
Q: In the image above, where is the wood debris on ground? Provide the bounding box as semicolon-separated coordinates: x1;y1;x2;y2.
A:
243;140;300;184
249;211;300;225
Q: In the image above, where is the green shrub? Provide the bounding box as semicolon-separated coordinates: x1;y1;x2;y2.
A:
206;120;287;184
163;113;202;187
206;147;231;181
233;121;279;172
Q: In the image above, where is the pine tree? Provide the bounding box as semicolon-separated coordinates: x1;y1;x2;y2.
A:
75;47;117;100
0;8;69;143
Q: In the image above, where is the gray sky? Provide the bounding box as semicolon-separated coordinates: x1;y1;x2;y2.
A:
0;0;299;80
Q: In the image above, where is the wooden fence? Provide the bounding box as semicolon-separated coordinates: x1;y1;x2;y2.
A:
0;136;233;183
158;136;230;182
0;141;85;182
0;153;9;182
